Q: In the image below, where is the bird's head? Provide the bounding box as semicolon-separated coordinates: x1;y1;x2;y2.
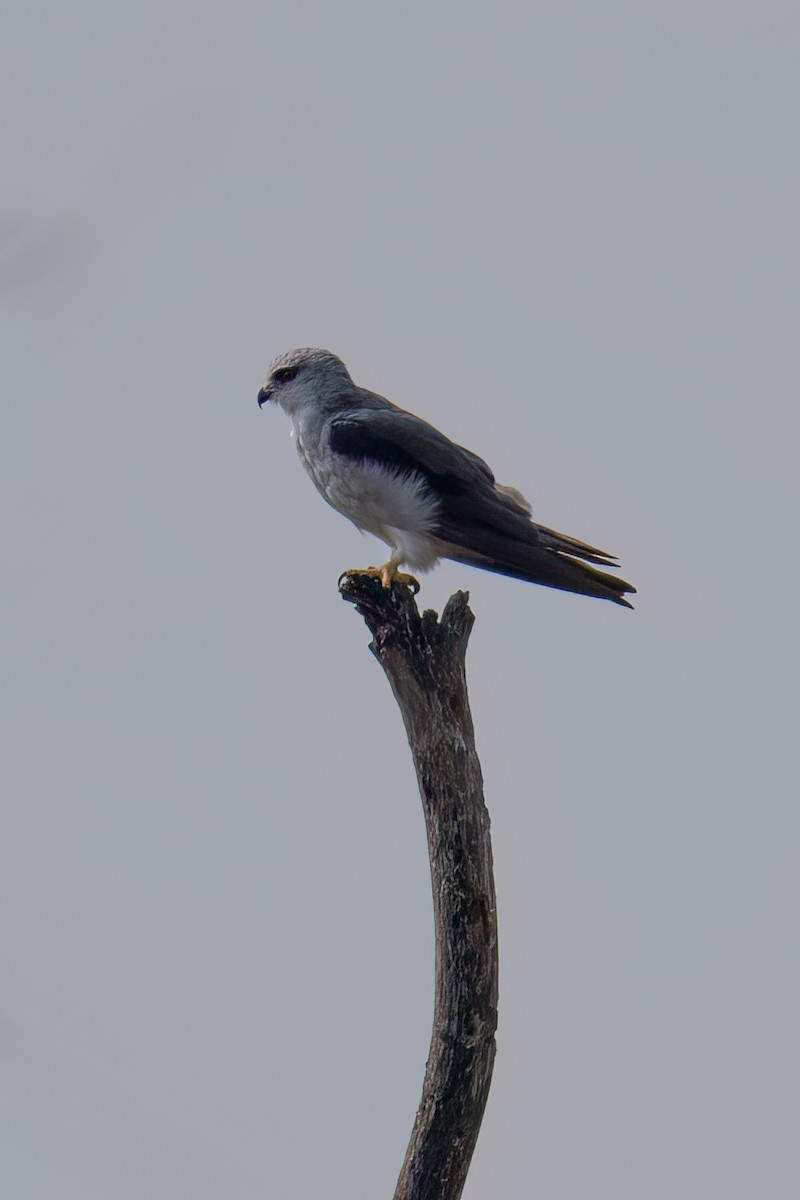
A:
257;347;353;417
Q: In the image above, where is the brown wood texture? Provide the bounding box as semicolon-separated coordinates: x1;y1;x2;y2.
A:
339;574;498;1200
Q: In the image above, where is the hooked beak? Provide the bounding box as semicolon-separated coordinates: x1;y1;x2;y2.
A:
257;385;273;409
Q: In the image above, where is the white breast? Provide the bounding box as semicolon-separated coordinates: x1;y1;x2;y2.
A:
303;444;443;571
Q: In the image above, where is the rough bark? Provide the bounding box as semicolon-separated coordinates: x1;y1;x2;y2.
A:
339;573;498;1200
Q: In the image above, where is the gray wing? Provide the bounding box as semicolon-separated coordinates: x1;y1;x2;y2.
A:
329;406;636;607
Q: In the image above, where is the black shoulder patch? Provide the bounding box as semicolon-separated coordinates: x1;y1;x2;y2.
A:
329;418;473;498
330;420;426;478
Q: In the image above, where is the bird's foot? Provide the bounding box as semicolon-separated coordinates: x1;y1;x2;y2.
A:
338;564;420;594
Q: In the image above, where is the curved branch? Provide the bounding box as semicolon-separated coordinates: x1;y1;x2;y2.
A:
339;574;498;1200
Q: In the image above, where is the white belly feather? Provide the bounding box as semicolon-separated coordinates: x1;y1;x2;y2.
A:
300;440;443;571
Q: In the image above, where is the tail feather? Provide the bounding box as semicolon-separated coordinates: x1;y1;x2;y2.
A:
458;549;635;607
435;504;636;607
536;524;620;567
449;533;636;608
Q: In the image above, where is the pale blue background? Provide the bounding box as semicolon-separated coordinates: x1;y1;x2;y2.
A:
3;2;798;1196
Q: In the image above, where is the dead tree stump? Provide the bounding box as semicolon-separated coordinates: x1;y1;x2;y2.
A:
339;573;498;1200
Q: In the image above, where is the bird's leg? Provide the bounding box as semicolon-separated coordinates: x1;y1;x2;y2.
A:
377;559;421;592
339;561;420;594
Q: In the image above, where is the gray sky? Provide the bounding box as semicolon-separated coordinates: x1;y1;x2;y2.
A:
3;2;798;1196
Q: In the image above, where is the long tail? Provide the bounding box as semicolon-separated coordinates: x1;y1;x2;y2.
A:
453;523;636;608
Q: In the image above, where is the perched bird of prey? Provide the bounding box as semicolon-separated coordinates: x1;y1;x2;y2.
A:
258;348;636;608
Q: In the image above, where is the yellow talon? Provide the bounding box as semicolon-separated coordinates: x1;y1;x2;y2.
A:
339;563;420;594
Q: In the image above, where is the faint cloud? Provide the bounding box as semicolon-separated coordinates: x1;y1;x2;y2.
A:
0;212;91;296
1;75;239;305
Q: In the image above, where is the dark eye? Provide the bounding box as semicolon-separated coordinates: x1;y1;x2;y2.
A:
273;365;299;385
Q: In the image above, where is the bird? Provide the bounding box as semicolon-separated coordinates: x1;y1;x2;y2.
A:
257;348;636;608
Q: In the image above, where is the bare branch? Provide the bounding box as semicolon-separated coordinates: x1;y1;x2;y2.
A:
339;574;498;1200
